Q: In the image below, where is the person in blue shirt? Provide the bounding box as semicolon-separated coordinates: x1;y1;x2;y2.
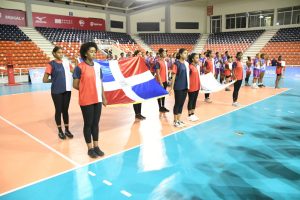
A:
43;46;74;140
169;48;189;128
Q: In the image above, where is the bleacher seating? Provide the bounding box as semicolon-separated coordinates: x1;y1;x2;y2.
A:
37;27;144;61
139;33;201;53
204;30;264;56
0;25;50;74
260;27;300;65
0;24;30;41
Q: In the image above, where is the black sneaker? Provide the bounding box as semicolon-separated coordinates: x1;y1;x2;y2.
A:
65;130;73;139
58;132;66;140
159;107;166;113
94;146;105;157
135;114;144;120
88;148;98;158
163;107;169;112
140;114;146;119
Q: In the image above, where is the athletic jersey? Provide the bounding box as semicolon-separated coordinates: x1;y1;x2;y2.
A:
172;60;190;90
146;56;156;73
260;59;266;70
233;61;243;80
154;59;168;83
45;59;73;94
222;55;228;63
276;61;283;74
253;58;260;69
188;63;200;92
214;57;221;69
204;59;214;74
224;61;231;76
73;61;103;106
246;61;252;72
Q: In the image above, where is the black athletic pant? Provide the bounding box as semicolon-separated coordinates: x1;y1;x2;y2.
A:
233;80;243;102
245;74;251;83
133;103;142;115
80;103;102;143
173;89;188;115
188;90;199;110
158;81;168;108
51;91;71;127
205;93;210;99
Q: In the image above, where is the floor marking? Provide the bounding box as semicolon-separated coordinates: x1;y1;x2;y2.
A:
102;180;112;186
0;115;80;167
120;190;132;198
88;171;96;176
0;88;290;197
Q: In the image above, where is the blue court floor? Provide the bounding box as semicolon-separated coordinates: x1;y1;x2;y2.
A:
1;69;300;200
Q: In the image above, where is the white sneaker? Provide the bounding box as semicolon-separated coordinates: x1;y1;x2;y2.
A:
173;121;180;127
252;84;258;89
178;121;186;127
192;115;199;121
188;116;194;121
232;102;239;107
173;121;184;128
188;115;199;122
205;98;212;103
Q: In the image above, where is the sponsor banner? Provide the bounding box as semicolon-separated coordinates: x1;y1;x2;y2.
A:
32;12;105;31
0;8;26;26
29;68;45;84
264;66;300;79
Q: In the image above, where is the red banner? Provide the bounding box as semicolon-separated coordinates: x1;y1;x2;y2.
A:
32;12;105;31
207;5;213;16
0;8;26;26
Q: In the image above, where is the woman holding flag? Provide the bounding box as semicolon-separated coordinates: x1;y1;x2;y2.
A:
132;50;146;120
155;48;170;114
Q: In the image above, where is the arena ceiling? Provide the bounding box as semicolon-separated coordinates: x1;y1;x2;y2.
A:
43;0;206;13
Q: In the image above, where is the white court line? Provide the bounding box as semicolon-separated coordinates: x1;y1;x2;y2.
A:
0;88;290;197
102;180;113;186
0;115;80;167
120;190;132;198
288;111;295;114
88;171;96;176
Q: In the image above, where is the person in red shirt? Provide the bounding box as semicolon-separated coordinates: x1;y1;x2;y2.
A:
155;48;169;114
43;46;74;140
275;55;283;88
73;42;107;158
187;53;200;122
232;52;244;107
203;50;214;103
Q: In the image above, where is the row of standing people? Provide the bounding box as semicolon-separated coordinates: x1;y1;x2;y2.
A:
43;42;282;158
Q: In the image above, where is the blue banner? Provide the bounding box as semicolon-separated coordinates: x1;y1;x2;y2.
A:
29;68;45;84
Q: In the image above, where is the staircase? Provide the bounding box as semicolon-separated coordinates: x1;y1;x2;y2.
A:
19;27;55;60
243;29;278;61
131;35;153;52
193;33;209;53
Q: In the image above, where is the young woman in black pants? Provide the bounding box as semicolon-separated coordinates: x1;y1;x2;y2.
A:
232;52;244;107
43;46;74;140
155;48;169;114
73;42;107;158
169;48;189;128
187;53;200;122
132;50;146;120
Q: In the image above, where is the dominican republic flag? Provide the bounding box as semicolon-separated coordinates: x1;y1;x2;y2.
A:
79;56;168;106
